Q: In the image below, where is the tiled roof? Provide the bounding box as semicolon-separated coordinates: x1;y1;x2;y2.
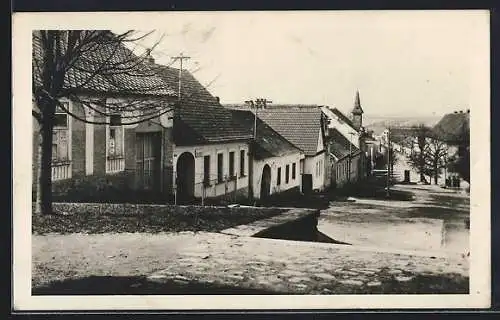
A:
32;31;174;96
327;128;360;160
229;109;302;160
329;108;358;132
432;112;470;143
154;65;218;103
256;108;324;156
173;100;253;146
151;64;252;145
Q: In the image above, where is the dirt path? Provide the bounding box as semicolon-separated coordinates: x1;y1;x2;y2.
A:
319;184;469;254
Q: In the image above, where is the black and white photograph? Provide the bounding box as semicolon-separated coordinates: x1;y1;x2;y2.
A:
13;10;490;310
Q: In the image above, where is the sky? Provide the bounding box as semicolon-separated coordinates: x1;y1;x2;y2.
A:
118;10;489;118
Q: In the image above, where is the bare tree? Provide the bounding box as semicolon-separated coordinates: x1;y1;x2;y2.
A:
32;30;174;214
406;124;433;183
423;138;449;185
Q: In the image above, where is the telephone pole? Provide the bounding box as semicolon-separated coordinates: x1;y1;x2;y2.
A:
171;53;191;101
245;98;272;139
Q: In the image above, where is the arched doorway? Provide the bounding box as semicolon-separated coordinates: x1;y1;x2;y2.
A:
260;164;271;200
176;152;195;203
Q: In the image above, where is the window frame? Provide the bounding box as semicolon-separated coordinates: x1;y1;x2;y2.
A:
239;149;246;177
203;155;211;187
217;152;224;183
106;113;125;159
229;151;235;180
292;163;296;180
277;167;282;186
285;164;290;184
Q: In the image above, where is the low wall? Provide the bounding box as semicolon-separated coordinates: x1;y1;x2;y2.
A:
221;208;321;243
253;210;320;242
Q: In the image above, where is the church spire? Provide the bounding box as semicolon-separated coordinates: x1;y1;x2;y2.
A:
351;90;364;130
352;90;364;115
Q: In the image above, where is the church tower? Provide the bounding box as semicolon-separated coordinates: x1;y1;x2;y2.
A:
351;90;364;130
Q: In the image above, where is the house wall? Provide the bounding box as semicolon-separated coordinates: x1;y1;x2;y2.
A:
32;95;176;202
321;107;361;148
173;141;250;199
252;152;304;200
334;157;349;188
303;152;327;191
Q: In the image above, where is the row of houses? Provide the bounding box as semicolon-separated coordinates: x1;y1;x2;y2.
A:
33;33;377;204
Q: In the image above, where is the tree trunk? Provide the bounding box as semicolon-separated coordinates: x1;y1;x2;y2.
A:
34;131;43;214
35;120;55;214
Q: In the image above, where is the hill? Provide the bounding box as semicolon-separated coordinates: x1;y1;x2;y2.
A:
364;115;441;136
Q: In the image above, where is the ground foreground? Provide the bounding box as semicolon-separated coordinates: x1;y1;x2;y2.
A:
32;184;470;295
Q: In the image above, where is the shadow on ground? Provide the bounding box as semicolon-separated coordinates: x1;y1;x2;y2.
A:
32;276;278;295
32;272;469;295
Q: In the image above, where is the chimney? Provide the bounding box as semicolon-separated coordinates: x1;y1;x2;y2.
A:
459;110;463;113
467;109;470;113
215;96;220;103
145;54;155;64
454;111;458;114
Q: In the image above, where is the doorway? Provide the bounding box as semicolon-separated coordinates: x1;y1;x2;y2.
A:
260;164;271;200
176;152;195;202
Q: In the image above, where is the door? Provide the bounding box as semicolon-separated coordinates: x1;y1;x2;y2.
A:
135;132;162;191
176;152;195;202
260;164;271;200
302;174;313;196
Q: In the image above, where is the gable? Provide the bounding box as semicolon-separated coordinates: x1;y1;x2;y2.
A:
257;108;323;156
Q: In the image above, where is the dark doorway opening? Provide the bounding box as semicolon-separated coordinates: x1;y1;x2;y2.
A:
302;174;313;196
176;152;195;203
260;164;271;200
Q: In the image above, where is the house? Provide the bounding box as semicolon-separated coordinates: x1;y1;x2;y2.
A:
32;32;176;201
229;109;305;200
326;128;362;188
32;32;253;204
431;109;470;184
320;91;371;184
255;107;329;194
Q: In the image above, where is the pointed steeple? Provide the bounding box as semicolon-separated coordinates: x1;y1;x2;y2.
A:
351;90;364;130
352;90;364;115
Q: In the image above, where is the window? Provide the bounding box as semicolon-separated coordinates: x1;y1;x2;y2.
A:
54;113;68;128
277;167;281;185
52;107;70;162
204;155;210;186
285;164;290;183
217;153;224;183
108;114;123;158
240;150;245;177
229;151;235;179
292;163;296;179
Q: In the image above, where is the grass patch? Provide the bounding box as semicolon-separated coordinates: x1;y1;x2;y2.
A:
32;203;286;235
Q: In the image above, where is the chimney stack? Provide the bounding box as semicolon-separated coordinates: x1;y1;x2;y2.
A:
215;96;220;103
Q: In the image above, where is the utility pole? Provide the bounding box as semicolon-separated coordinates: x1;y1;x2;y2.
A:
171;53;191;101
245;98;272;139
245;98;271;201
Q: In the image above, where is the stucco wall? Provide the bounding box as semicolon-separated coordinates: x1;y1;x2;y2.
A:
173;142;250;199
303;153;327;191
252;153;303;200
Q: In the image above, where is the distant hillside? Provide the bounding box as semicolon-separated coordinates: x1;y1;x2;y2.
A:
364;115;441;136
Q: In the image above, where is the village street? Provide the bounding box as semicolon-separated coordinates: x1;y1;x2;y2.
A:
32;178;470;295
